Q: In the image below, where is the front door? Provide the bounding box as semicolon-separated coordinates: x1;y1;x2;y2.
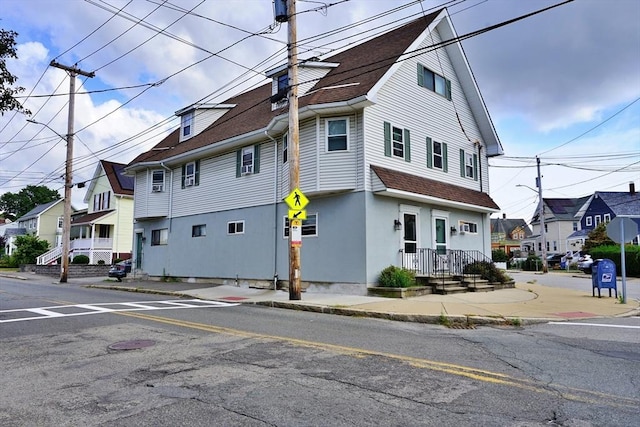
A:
135;232;143;269
401;208;420;271
434;217;448;271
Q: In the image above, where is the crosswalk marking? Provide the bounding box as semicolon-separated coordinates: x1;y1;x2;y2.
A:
0;299;237;324
548;321;640;329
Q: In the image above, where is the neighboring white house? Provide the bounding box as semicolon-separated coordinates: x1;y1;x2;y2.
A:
0;222;26;257
125;9;503;293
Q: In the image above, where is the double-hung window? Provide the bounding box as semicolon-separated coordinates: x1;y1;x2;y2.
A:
383;122;411;162
192;224;206;237
426;137;447;171
236;145;260;177
459;149;478;180
181;161;200;188
326;118;348;152
417;63;452;100
282;134;288;163
152;170;164;192
586;216;592;227
181;111;193;139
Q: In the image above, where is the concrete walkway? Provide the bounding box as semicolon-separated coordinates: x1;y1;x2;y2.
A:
3;271;639;325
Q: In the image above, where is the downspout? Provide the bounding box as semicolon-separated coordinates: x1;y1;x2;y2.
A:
475;140;483;192
159;162;173;231
265;130;279;290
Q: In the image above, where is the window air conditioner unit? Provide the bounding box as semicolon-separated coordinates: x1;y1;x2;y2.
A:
152;184;163;192
459;224;470;234
184;177;195;187
241;165;253;175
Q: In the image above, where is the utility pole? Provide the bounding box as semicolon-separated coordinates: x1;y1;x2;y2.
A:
286;0;301;300
536;156;548;273
49;60;95;283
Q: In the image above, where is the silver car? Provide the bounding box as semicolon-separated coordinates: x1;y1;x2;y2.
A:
577;255;594;273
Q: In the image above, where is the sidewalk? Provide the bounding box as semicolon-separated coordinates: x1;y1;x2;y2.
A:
3;272;639;325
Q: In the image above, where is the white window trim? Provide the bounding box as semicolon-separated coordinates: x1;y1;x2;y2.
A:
325;117;349;152
192;224;206;237
228;220;245;235
151;170;165;192
241;146;254;175
283;213;318;238
594;215;601;225
432;140;443;170
282;133;288;163
465;152;474;178
184;161;196;187
604;213;611;222
391;124;404;159
181;111;194;140
586;216;592;227
458;220;478;234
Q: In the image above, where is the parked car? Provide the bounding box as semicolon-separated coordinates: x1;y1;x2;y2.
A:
546;253;564;268
577;255;594;274
108;260;132;282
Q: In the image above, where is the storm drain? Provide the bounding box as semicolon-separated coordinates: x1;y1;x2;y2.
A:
108;339;156;351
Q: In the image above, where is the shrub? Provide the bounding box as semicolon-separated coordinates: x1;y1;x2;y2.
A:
463;261;512;283
491;249;509;262
378;265;416;288
97;260;105;265
522;255;542;271
71;255;90;264
13;235;49;265
590;244;640;277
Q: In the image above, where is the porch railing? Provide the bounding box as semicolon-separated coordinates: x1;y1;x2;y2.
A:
70;238;113;250
401;249;494;291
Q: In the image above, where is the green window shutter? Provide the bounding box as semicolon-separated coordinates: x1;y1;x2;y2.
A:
473;153;478;181
445;79;452;100
459;149;465;178
443;143;448;173
236;150;241;178
181;164;186;188
194;160;200;186
426;137;432;168
254;144;261;174
383;122;391;157
404;129;411;162
417;63;424;88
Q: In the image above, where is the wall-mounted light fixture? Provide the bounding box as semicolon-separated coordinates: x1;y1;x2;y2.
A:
141;236;147;243
450;226;457;235
393;219;402;231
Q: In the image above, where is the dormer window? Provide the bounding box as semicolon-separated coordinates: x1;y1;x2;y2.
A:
181;111;194;139
277;74;288;93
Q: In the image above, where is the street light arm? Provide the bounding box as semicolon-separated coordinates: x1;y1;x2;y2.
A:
26;119;69;140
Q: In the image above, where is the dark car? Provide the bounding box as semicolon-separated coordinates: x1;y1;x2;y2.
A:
546;253;564;268
108;260;132;282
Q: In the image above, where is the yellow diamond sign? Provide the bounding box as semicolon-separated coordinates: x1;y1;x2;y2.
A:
284;188;309;210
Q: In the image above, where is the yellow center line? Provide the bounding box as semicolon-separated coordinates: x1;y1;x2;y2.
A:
118;310;639;409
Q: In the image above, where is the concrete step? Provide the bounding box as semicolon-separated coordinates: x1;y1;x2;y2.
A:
433;286;468;295
467;284;495;292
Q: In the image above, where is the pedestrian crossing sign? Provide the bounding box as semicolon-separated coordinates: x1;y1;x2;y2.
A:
284;188;309;210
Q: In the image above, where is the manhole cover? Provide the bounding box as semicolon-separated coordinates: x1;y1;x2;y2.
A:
108;339;156;351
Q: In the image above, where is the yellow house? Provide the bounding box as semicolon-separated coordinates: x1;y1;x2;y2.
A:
69;160;134;264
17;199;65;250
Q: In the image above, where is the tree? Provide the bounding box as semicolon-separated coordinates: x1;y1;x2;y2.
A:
12;234;49;265
0;185;61;220
0;28;30;115
582;222;616;252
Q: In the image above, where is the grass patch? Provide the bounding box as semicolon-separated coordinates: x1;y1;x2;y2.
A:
438;312;451;327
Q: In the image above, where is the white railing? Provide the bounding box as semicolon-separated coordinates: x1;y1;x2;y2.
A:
70;238;113;251
37;246;62;265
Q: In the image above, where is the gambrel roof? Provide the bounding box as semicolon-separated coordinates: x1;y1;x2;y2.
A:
127;8;502;171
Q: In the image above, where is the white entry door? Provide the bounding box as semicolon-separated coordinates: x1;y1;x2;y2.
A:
401;207;420;271
433;216;448;271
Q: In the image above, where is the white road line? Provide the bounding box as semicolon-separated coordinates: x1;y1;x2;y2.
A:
0;299;238;323
548;322;640;329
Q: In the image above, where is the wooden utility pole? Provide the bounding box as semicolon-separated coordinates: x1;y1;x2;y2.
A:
536;156;548;273
287;0;302;300
49;60;95;283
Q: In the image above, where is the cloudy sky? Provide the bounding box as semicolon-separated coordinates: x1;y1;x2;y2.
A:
1;0;639;221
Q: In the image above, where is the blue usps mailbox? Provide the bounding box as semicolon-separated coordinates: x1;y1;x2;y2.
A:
591;259;617;298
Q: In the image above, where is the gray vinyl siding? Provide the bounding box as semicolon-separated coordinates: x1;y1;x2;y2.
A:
298;117;318;192
363;26;488;193
192;108;231;137
171;141;276;218
134;170;169;219
318;115;358;191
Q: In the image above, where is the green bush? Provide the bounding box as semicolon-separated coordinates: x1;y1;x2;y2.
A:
378;265;416;288
13;235;49;265
0;255;19;268
97;259;105;265
522;255;542;271
491;249;509;262
463;261;512;283
590;245;640;277
71;255;90;264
